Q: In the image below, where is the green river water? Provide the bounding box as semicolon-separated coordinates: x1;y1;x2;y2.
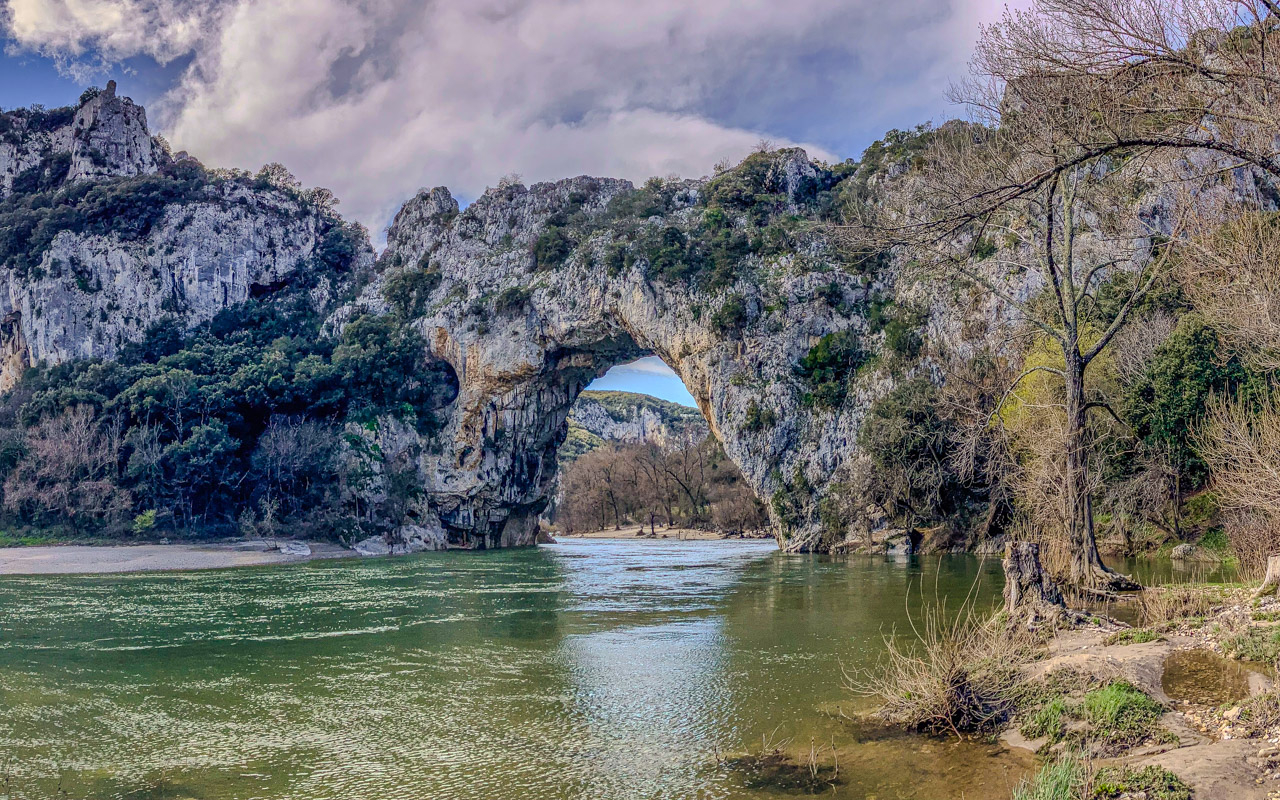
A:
0;540;1042;799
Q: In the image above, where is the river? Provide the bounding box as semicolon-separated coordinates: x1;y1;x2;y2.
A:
0;539;1039;799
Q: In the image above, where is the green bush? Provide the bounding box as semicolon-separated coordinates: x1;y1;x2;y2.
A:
532;225;574;270
742;401;777;433
710;295;749;335
1091;766;1191;800
383;265;443;319
797;330;866;409
494;286;532;314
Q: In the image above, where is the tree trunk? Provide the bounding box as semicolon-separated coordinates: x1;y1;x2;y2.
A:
1003;541;1064;615
1254;555;1280;599
1062;350;1138;592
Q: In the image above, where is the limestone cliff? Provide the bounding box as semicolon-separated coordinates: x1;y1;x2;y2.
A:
0;87;375;392
1;81;158;199
567;390;708;454
338;151;893;551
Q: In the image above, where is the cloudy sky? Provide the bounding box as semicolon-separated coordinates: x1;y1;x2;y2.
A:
0;0;1011;403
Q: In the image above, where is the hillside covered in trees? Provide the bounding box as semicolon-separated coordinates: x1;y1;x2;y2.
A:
2;2;1280;586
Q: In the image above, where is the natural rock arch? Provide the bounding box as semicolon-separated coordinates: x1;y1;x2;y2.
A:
345;153;876;553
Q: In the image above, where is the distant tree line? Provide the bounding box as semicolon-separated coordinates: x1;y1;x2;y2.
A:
552;436;767;535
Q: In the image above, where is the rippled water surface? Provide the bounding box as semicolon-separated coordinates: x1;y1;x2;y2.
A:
0;540;1032;799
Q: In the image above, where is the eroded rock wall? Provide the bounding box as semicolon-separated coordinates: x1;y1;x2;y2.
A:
340;152;889;551
1;81;158;198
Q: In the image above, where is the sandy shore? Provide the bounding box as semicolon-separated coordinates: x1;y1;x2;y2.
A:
554;524;769;541
0;540;354;575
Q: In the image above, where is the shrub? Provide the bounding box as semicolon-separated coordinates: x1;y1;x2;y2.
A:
710;295;749;335
742;401;777;433
382;266;442;319
1090;766;1191;800
494;286;532;315
854;598;1037;735
132;509;157;535
532;225;573;270
1235;692;1280;737
1138;586;1215;627
797;330;866;409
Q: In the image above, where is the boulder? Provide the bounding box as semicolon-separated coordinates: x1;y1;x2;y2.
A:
277;541;312;557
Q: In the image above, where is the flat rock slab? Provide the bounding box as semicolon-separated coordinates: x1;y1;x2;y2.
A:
1137;739;1276;800
0;542;352;575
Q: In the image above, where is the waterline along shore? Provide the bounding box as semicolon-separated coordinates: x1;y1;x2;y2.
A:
0;540;353;574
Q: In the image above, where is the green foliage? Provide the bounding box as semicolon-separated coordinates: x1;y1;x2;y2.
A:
1091;766;1192;800
1222;626;1280;662
770;468;812;533
532;225;574;270
0;168;212;277
607;177;679;220
709;294;749;335
973;237;997;261
2;262;454;537
1123;316;1267;484
11;152;72;195
742;401;777;433
1102;628;1164;645
704;150;805;224
494;286;532;314
1020;696;1069;742
132;509;157;534
382;264;442;319
857;377;962;527
797;330;867;409
79;87;101;106
1011;755;1088;800
1080;681;1164;745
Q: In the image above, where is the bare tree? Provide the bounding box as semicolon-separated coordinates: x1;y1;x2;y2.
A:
882;146;1162;589
1181;208;1280;370
4;406;130;531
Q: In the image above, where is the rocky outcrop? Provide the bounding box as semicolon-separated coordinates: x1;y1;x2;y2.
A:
0;81;159;198
0;87;374;391
0;180;370;389
338;151;887;552
568;390;708;450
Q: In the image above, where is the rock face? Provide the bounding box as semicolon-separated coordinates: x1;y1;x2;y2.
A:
568;390;708;451
0;87;374;391
1;81;158;199
340;152;886;552
10;89;1236;555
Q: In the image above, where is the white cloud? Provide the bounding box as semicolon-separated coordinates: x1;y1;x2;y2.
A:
2;0;1016;238
612;357;681;378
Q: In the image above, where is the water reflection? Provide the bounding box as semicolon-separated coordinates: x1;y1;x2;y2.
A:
0;542;1034;800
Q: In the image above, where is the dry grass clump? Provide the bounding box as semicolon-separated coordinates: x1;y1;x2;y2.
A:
1138;587;1216;628
1235;693;1280;738
850;593;1041;735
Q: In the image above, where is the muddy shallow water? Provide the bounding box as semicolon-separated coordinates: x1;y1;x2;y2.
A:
1162;649;1259;705
0;541;1032;800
